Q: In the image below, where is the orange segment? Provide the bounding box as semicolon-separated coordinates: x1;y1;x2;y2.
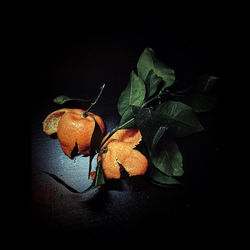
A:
42;108;70;135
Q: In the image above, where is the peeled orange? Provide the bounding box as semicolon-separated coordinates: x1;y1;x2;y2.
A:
43;108;105;158
98;128;148;179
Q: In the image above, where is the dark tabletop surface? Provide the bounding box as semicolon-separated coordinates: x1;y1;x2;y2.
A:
29;9;221;241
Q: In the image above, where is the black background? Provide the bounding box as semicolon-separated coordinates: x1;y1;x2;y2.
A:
26;6;222;241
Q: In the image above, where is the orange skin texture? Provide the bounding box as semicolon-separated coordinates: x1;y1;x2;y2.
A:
98;128;148;179
101;128;142;148
43;108;105;158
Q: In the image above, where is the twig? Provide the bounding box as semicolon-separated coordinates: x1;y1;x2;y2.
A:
83;84;106;117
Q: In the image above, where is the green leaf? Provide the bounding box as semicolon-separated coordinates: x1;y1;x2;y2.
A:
154;101;204;137
88;114;104;178
144;70;163;98
198;75;218;93
149;139;184;177
117;71;146;116
119;105;140;128
134;108;168;149
53;96;92;109
84;160;105;193
148;167;182;185
119;107;134;128
137;48;175;90
134;108;155;146
53;95;72;104
180;75;219;113
152;126;168;149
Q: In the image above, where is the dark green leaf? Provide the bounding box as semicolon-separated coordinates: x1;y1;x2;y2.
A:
149;139;184;177
145;70;163;98
134;108;168;150
88;114;104;178
152;126;168;149
84;160;105;193
154;101;204;137
119;107;134;127
180;75;219;113
198;75;218;93
119;105;140;128
53;96;92;109
148;167;182;185
117;71;146;116
134;108;154;146
137;48;175;90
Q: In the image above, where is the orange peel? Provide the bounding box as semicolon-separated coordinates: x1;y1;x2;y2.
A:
98;128;148;179
101;128;142;148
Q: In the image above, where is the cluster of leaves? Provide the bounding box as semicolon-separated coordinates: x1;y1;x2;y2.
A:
116;48;219;185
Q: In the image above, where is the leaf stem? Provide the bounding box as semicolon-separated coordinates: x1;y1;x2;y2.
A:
83;84;106;117
141;90;168;108
99;117;135;150
142;89;186;108
141;95;159;107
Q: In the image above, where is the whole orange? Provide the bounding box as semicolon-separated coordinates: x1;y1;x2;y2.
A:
43;108;105;158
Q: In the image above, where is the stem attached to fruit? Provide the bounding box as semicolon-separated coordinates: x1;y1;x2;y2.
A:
82;84;106;118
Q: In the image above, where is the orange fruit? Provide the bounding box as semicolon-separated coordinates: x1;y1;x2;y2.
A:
97;128;148;179
43;108;105;157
